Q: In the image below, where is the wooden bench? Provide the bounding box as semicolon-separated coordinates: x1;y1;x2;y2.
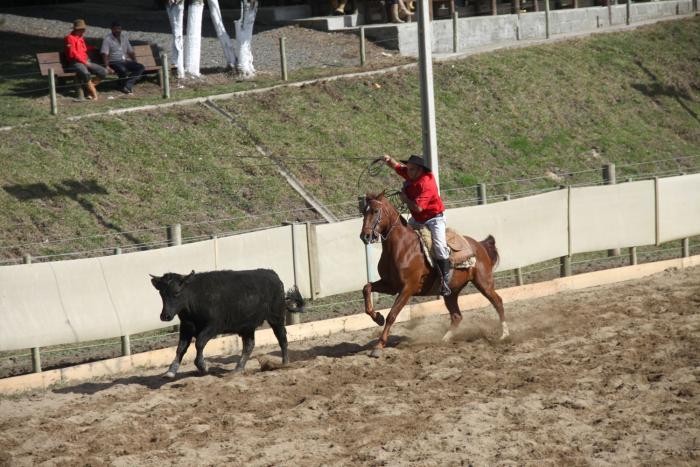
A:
36;44;165;99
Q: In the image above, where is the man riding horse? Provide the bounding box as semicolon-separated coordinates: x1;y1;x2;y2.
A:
382;154;452;296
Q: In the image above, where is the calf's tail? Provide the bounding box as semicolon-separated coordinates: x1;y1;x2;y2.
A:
285;286;305;313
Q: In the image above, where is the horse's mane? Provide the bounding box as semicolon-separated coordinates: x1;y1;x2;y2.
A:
366;191;408;226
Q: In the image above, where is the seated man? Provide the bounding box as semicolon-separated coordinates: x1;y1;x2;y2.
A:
100;21;145;94
383;154;452;296
64;19;107;100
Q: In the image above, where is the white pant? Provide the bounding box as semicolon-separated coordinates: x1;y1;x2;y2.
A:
409;213;449;260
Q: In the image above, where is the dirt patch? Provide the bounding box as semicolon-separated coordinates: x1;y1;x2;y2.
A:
1;266;699;465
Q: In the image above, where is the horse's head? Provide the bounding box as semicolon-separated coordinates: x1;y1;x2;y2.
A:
360;192;392;244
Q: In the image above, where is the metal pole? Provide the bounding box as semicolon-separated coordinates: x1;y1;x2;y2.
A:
607;0;612;26
31;347;42;374
626;0;630;25
279;37;288;81
112;246;132;356
359;27;366;67
560;255;572;277
417;0;440;190
544;0;550;39
629;246;637;265
603;163;621;257
452;11;459;53
514;268;524;286
49;68;57;115
682;238;690;258
477;183;487;205
23;253;42;373
161;53;171;99
167;223;182;246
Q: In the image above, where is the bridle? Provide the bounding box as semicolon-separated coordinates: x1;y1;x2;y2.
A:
366;199;401;242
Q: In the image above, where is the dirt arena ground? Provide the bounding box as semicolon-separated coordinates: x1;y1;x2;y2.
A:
0;266;698;466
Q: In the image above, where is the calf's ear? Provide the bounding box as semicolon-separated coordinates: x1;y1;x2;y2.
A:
182;270;196;285
149;274;161;289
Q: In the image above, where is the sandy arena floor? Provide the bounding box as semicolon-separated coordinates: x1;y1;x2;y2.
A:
0;266;699;466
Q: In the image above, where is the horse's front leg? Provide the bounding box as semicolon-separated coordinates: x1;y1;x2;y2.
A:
363;279;396;327
369;288;412;358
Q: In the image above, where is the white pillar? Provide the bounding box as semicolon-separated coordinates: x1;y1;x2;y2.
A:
208;0;237;68
235;0;259;78
185;0;204;77
417;0;440;190
166;1;185;79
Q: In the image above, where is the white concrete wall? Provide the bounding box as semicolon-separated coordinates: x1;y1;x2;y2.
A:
657;173;700;243
1;173;700;351
570;181;656;254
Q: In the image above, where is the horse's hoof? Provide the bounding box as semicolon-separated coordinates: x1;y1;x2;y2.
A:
373;313;385;326
162;371;176;379
368;348;382;358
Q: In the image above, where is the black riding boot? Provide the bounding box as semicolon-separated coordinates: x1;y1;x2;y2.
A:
436;258;452;296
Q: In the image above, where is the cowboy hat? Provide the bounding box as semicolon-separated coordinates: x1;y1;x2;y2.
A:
401;154;431;171
73;19;87;30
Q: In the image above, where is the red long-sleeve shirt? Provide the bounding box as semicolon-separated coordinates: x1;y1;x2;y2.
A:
394;165;445;223
64;32;95;64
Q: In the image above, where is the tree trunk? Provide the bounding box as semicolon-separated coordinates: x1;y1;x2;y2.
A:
185;0;204;77
234;0;258;78
166;1;185;79
208;0;237;69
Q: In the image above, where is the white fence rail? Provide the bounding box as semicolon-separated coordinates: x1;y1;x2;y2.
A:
1;173;699;352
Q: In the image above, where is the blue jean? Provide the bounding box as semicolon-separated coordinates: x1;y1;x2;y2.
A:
109;60;145;90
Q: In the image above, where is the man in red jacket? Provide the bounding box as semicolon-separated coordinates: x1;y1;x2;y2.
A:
64;19;107;100
383;154;452;296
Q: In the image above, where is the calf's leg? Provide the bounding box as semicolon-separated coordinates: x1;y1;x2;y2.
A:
235;331;255;373
164;323;194;379
194;326;217;374
270;323;289;365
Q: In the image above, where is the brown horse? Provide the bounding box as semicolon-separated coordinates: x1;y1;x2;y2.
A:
360;192;509;357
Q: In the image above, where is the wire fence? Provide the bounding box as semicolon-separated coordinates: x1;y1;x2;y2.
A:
1;236;696;378
1;156;698;263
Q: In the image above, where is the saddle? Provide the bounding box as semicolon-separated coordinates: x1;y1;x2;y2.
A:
412;226;476;269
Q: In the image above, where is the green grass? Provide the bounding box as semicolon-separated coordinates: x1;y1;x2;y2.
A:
0;17;699;262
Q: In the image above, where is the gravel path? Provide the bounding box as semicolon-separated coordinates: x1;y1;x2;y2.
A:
0;1;401;74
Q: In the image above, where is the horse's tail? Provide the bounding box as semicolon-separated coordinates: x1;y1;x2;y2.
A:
285;286;305;313
480;235;499;267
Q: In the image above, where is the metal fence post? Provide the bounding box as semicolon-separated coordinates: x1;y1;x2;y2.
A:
560;255;572;277
306;222;321;300
626;0;631;25
49;68;57;116
545;0;550;38
167;223;182;246
629;246;638;265
359;27;366;67
514;268;524;286
23;253;42;373
161;53;170;99
603;163;621;257
279;37;288;81
452;11;459;53
112;246;132;356
477;183;487;205
682;238;690;258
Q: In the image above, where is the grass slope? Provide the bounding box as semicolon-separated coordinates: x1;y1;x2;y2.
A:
0;17;698;261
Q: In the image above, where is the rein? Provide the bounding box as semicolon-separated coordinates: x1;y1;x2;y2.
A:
369;199;402;241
